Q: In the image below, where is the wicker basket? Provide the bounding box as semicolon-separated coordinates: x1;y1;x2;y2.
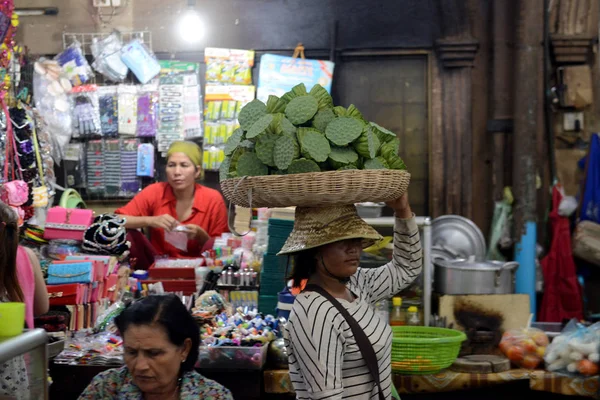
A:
220;169;411;208
391;326;466;375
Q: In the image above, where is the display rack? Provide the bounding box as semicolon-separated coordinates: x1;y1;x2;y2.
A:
62;31;152;57
59;30;163;201
362;216;433;326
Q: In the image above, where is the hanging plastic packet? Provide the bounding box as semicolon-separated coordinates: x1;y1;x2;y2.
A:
120;39;161;84
118;85;138;135
136;143;155;177
234;62;252;85
205;100;222;121
70;85;101;137
136;84;158;137
91;31;129;82
55;40;93;87
32;59;73;163
221;61;236;84
205;58;222;83
97;86;119;137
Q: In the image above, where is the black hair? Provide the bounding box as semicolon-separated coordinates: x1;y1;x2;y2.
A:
115;294;199;372
286;249;318;288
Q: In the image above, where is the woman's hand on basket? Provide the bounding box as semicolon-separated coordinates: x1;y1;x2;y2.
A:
386;193;413;219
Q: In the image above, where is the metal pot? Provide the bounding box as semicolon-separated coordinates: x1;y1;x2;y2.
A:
433;258;519;295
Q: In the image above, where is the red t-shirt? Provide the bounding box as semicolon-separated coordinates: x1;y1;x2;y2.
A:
115;183;229;258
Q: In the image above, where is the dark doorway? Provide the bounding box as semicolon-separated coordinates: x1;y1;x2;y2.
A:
333;54;429;216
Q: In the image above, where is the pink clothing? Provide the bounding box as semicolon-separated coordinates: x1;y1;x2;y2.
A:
16;246;35;329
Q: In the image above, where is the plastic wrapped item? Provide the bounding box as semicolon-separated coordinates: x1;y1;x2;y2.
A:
63;143;85;188
45;239;81;260
136;143;155;177
118;85;138;135
70;85;101;137
54;330;124;366
98;86;119;137
499;327;549;369
136;85;158;137
165;230;188;251
544;319;600;377
91;31;128;82
94;299;126;333
55;40;93;86
120;39;161;84
33;59;73;164
86;140;105;194
120;138;141;196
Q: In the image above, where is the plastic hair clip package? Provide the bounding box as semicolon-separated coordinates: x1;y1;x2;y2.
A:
91;31;129;82
117;85;138;135
136;84;158;137
97;86;119;137
55;40;94;87
120;39;161;85
70;85;101;137
136;143;155;177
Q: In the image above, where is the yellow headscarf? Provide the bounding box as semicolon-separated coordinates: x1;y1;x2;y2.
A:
167;141;202;166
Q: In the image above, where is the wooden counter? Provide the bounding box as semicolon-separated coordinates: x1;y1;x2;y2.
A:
265;368;599;398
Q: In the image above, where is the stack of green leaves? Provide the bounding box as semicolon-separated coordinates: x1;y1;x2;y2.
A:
219;83;407;180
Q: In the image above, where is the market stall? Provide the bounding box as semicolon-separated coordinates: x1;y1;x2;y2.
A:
0;1;597;398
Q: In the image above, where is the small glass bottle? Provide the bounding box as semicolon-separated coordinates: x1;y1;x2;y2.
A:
406;306;421;326
389;297;405;326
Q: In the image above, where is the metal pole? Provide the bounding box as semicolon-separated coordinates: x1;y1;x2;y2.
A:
422;218;432;327
513;0;542;319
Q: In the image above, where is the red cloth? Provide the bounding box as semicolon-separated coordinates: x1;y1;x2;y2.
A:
538;185;584;322
126;230;158;270
115;182;229;258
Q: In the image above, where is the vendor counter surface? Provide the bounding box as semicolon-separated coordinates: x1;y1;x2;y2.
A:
48;361;599;399
264;369;599;399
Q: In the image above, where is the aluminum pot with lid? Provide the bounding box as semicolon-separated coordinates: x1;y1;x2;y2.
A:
433;257;519;295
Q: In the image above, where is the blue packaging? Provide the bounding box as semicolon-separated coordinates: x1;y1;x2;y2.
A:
137;143;155;177
120;39;161;84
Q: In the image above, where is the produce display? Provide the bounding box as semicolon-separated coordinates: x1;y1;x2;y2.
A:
544;319;600;377
219;83;407;180
499;327;549;369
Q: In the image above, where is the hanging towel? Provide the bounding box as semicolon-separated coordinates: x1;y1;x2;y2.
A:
538;185;584;322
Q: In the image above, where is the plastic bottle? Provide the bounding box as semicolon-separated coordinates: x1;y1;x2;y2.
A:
406;306;421;326
375;299;389;323
389;297;405;326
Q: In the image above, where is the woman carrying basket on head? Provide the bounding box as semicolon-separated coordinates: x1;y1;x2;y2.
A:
281;193;422;400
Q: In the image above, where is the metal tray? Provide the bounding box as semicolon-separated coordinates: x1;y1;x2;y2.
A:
432;215;487;261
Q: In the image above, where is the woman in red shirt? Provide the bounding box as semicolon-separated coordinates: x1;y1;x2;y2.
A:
116;141;228;259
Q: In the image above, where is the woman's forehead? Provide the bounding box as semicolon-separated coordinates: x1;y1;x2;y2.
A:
123;323;170;343
167;152;193;163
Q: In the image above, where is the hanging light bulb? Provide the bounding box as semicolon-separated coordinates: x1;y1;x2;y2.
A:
179;0;204;43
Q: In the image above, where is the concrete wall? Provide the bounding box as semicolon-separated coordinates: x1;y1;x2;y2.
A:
18;0;440;55
17;0;133;55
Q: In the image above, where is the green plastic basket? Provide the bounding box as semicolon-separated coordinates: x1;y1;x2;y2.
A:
391;326;466;375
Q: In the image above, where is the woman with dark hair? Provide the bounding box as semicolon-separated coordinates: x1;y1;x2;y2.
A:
0;201;48;400
281;194;422;399
79;294;232;400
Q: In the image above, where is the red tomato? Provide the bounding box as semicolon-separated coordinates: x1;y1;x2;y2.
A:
506;345;525;363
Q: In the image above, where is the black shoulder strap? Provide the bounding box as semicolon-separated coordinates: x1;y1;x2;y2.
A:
304;284;386;400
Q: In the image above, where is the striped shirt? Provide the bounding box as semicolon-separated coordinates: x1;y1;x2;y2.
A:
284;216;422;400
